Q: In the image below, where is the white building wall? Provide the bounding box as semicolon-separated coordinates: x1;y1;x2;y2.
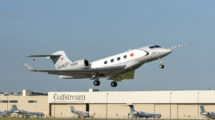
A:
48;90;215;119
48;90;215;104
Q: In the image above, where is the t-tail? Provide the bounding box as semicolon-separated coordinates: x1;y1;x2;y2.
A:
70;106;76;113
128;105;136;113
9;105;18;113
27;50;72;70
200;105;206;114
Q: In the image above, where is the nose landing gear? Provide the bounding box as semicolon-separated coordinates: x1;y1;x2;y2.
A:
158;58;165;69
160;64;165;69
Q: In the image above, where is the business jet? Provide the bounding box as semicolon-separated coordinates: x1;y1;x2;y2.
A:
0;105;17;117
70;106;92;118
13;106;44;118
14;110;44;118
200;105;215;119
24;43;187;87
128;104;161;119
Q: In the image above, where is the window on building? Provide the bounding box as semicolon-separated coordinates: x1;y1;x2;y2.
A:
111;59;114;62
9;100;18;103
28;100;37;103
104;61;107;64
0;100;8;103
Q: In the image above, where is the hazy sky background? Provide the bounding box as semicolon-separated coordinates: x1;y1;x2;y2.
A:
0;0;215;92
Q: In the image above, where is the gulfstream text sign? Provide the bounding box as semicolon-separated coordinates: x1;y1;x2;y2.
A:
49;92;86;103
54;93;85;101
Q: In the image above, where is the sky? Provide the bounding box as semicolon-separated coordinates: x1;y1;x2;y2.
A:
0;0;215;92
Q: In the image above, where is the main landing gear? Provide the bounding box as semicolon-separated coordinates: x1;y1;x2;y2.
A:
158;58;165;69
93;80;118;87
91;73;118;87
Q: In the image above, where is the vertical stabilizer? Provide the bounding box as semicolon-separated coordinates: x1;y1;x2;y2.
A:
9;105;18;112
27;50;72;70
128;105;136;113
70;106;75;113
51;51;72;70
200;105;206;114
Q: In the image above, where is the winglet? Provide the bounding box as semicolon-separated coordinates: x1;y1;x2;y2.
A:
24;63;37;71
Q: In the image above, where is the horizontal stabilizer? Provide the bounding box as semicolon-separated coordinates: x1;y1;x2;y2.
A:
27;55;61;57
24;63;37;71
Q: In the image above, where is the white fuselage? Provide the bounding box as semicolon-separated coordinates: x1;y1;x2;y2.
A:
59;45;172;79
132;111;161;118
201;112;215;119
91;46;171;74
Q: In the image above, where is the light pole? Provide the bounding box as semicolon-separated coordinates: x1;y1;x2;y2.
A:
6;94;8;118
170;92;172;119
106;92;109;120
54;103;55;119
197;92;200;117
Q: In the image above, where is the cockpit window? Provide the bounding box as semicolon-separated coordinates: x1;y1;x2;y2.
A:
149;45;161;49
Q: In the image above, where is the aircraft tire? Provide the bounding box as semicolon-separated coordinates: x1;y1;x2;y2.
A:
93;80;100;86
111;81;117;87
160;65;165;69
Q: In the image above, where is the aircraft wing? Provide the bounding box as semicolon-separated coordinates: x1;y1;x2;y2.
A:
24;63;125;75
0;112;7;116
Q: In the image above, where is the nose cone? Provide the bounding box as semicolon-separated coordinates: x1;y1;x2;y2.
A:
160;48;172;57
164;49;172;55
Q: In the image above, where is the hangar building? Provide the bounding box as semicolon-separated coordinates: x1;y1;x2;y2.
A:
49;89;215;119
1;89;215;119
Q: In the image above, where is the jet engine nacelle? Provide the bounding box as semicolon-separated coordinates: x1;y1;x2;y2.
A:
71;59;90;69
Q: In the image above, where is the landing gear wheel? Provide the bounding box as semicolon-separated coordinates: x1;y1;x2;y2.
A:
111;81;117;87
160;65;165;69
93;80;100;86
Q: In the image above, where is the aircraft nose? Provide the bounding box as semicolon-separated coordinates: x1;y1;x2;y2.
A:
165;49;172;54
160;49;172;55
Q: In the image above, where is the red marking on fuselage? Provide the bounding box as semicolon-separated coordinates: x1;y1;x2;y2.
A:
130;53;134;57
61;57;64;60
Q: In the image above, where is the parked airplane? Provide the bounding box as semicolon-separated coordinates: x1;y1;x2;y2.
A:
200;105;215;119
128;104;161;119
0;105;17;117
24;43;187;87
14;107;44;118
70;106;92;118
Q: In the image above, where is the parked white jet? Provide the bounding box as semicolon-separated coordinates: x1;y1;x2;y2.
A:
70;106;92;118
14;107;44;118
128;104;161;119
200;105;215;119
0;105;17;117
24;43;187;87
